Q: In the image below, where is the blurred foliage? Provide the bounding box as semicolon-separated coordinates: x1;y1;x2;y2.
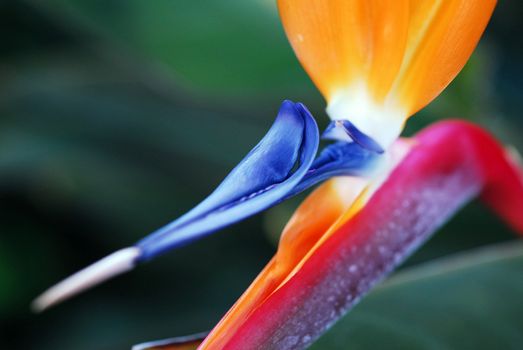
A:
38;0;319;99
0;1;522;349
313;242;523;350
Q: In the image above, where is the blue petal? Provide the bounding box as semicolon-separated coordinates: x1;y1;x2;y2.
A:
322;120;385;154
287;141;380;197
137;101;319;261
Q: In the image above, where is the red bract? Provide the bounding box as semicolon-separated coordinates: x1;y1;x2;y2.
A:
201;120;523;350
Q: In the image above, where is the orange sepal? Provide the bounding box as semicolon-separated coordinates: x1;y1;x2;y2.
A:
397;0;497;115
278;0;409;103
278;0;497;124
198;178;366;349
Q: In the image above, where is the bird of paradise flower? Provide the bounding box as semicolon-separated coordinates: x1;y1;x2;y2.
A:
34;1;523;349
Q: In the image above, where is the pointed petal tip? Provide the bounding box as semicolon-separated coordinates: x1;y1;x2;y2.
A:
32;247;141;313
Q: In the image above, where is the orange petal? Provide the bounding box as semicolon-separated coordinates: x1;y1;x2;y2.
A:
198;177;368;350
396;0;497;115
278;0;496;148
278;0;409;103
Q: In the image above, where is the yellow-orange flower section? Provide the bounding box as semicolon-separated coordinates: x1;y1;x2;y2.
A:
278;0;496;147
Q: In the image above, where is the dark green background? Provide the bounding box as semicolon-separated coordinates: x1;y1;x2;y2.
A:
1;1;522;349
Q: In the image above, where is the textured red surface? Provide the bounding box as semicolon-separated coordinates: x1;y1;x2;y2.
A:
215;120;523;350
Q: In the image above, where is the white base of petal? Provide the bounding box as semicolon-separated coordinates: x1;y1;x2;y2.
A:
32;247;140;312
326;82;407;150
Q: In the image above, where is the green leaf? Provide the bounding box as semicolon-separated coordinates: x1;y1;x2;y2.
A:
33;0;317;99
312;241;523;350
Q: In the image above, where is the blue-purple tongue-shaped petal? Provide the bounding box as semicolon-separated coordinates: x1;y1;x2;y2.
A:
31;101;384;312
137;101;319;261
32;101;387;312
